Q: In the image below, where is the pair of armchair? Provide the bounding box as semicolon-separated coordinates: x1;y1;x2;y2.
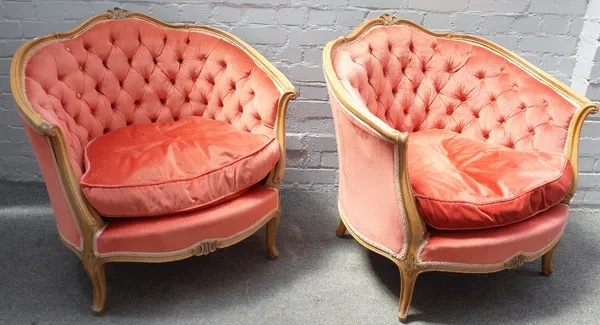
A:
10;8;597;322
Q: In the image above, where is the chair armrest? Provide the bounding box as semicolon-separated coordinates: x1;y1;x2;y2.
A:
216;29;298;188
327;80;426;260
565;103;599;200
11;40;105;251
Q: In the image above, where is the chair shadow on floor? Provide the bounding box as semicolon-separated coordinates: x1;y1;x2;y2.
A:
62;188;342;316
366;218;598;324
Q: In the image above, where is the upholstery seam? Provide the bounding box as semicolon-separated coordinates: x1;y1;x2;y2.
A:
80;135;278;188
94;206;279;257
417;227;564;268
413;155;569;205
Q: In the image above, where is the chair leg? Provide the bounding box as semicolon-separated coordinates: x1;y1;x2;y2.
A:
266;213;280;260
335;219;346;238
541;240;560;276
82;259;107;313
398;265;419;323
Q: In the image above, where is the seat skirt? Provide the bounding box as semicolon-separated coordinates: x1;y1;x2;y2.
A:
94;184;278;256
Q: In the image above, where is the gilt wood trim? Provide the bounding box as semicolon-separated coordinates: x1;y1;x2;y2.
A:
10;8;295;264
340;197;568;276
415;230;564;274
92;207;279;262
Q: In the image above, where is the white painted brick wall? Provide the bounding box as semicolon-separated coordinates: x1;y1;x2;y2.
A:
0;0;597;205
571;0;600;207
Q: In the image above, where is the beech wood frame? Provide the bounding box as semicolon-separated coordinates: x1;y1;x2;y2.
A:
10;8;297;313
323;14;597;322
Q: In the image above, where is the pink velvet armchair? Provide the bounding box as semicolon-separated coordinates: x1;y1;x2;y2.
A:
323;15;597;322
10;8;296;313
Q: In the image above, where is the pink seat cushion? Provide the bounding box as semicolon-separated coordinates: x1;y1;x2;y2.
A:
408;129;572;230
80;116;280;217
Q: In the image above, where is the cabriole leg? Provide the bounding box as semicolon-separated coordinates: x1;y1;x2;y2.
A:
335;219;346;238
82;259;106;313
542;240;560;276
266;212;280;260
398;265;419;323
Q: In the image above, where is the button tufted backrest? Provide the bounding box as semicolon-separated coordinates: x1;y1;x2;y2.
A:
332;25;578;153
24;18;280;178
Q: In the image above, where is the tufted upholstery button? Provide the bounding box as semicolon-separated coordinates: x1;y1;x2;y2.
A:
200;97;208;105
249;89;255;96
368;45;373;53
103;127;109;133
199;54;207;61
482;131;490;139
160;98;166;105
498;117;505;124
473;111;479;118
519;102;527;110
489;94;497;101
22;18;282;178
388;42;393;51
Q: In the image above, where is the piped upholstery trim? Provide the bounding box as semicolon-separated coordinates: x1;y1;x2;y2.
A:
93;208;278;258
415;207;566;270
329;89;409;258
48;137;83;251
339;202;402;259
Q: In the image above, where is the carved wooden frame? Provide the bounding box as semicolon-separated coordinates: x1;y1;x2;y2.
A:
324;14;597;322
10;8;296;313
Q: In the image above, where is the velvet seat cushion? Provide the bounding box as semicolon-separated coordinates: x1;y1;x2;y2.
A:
408;129;572;230
80;116;280;217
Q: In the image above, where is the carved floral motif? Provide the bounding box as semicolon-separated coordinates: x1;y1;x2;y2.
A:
193;241;217;256
107;7;129;20
379;14;400;26
505;254;527;269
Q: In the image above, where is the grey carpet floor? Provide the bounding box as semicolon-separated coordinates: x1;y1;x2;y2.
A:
0;180;599;325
